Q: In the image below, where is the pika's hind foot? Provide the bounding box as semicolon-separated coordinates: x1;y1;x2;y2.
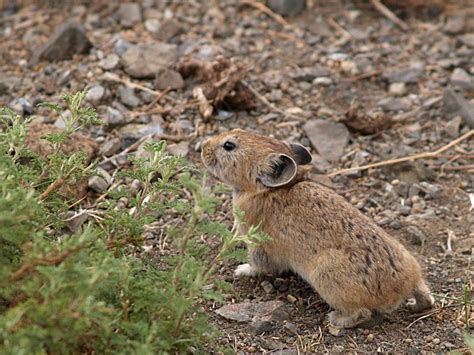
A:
234;263;256;277
407;280;435;313
328;308;372;328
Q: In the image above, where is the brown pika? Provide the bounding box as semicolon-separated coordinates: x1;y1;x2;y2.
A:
201;129;434;329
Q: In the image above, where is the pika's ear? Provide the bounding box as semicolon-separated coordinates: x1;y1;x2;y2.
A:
289;143;312;165
259;154;297;187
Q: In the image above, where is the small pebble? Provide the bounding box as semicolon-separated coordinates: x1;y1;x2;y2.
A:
286;294;297;303
260;280;274;294
366;334;374;342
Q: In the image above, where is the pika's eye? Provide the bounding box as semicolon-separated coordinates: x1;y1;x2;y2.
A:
223;141;236;152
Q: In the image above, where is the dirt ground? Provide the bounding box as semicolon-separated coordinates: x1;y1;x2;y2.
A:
1;0;473;353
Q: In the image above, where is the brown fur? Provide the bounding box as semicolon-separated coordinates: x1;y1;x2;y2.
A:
201;129;434;328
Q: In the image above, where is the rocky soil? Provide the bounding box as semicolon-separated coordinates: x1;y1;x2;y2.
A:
1;0;473;353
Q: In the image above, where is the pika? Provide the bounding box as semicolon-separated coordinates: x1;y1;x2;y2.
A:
201;129;434;328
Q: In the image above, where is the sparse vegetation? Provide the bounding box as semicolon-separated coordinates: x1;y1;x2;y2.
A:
0;91;265;354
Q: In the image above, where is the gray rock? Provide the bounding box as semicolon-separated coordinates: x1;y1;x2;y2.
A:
104;106;125;126
267;0;306;16
443;15;465;34
67;212;91;237
260;280;275;294
121;42;178;79
382;162;435;184
251;320;273;335
154;69;184;90
450;68;474;91
155;19;183;42
269;89;283;102
290;66;330;82
311;153;331;173
118;86;141;107
0;81;7;95
144;18;160;34
99;137;122;157
114;38;133;55
167;141;189;157
303;119;349;162
306;18;332;37
459;34;474;48
9;97;33;115
403;225;427;245
215;300;287;323
85;85;105;103
313;77;333;86
445;116;463;137
397;204;411;216
383;67;423;84
405;209;437;222
378;97;411;112
88;168;112;193
215;302;254;322
299;82;311;91
118;2;142;28
99;53;120;70
283;322;298;335
422;96;442;109
119;123;163;145
31;22;92;64
419;182;442;199
443;88;474;128
389;82;407;96
63;210;89;234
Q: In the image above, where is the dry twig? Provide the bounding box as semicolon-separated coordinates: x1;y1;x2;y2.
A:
405;310;438;329
327;129;474;177
370;0;409;31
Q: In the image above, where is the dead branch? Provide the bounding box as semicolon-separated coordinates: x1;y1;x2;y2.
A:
327;129;474;177
39;178;65;201
370;0;409;31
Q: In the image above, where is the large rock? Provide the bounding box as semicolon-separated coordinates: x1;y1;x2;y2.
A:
303;119;349;162
31;22;92;64
443;88;474;128
120;42;178;79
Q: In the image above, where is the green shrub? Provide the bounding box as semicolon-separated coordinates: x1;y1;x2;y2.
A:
0;91;264;354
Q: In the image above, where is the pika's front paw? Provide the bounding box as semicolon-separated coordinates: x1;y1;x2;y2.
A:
234;263;256;277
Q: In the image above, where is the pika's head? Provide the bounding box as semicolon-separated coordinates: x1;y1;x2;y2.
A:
201;129;312;192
